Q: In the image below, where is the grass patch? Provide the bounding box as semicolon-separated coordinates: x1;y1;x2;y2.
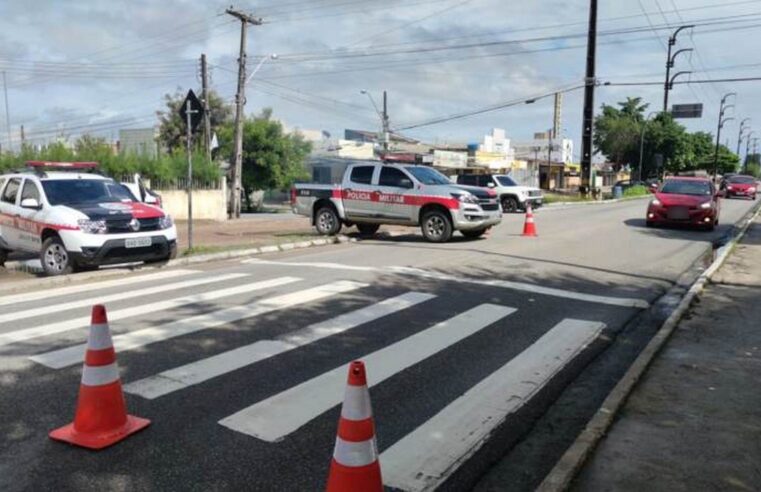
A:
622;185;650;198
543;193;593;204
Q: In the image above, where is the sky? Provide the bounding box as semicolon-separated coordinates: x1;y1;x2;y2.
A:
1;0;760;161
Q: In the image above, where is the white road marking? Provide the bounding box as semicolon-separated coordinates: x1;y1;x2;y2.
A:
0;273;243;324
124;292;435;399
31;280;365;369
217;304;515;442
0;269;197;308
1;273;254;349
242;259;649;309
380;318;605;492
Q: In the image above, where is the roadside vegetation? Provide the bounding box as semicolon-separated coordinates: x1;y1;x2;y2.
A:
622;185;650;197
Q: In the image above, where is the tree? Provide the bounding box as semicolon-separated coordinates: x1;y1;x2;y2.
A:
156;89;233;153
217;109;312;211
594;98;648;169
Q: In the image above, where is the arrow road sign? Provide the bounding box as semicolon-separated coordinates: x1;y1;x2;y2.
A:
179;89;204;132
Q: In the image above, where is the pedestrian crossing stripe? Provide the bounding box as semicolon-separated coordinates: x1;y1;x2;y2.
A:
217;303;516;442
30;279;365;369
0;273;251;348
124;292;436;399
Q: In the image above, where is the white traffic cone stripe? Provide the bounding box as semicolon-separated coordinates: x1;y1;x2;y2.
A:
333;436;378;467
87;323;114;350
340;386;373;420
81;362;120;386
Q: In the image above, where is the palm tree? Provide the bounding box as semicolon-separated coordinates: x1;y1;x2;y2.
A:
618;97;649;122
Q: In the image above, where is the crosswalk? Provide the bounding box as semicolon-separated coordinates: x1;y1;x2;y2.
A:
1;266;617;491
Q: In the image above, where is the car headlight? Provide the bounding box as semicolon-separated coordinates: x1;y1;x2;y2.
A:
451;193;479;204
78;219;107;234
700;201;712;209
749;187;756;193
159;215;174;229
650;198;661;207
727;185;733;190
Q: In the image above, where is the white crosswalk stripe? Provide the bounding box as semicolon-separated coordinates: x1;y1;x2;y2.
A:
217;303;516;442
0;273;253;349
124;292;436;399
0;272;243;324
0;269;198;308
30;279;365;369
380;318;605;492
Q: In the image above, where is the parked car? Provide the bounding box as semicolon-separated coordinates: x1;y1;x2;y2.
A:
0;161;177;275
723;174;757;200
121;173;163;208
455;173;543;213
292;163;502;242
646;177;720;231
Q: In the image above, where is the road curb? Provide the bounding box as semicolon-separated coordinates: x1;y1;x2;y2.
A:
543;195;650;210
0;235;354;295
536;199;761;492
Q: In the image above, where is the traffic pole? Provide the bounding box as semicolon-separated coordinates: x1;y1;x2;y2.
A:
185;99;196;251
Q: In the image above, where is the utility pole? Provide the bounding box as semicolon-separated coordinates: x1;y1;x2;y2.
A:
580;0;597;195
20;124;25;147
737;118;750;172
382;90;390;151
226;8;262;219
2;72;10;154
713;93;736;179
746;131;756;165
663;26;694;113
185;99;199;250
200;53;212;165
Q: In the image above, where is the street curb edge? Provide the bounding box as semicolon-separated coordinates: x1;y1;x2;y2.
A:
535;199;761;492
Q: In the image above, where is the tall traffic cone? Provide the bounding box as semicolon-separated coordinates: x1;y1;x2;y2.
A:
326;361;382;492
49;305;150;450
522;202;538;237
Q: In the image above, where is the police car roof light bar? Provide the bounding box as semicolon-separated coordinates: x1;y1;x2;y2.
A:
26;161;99;169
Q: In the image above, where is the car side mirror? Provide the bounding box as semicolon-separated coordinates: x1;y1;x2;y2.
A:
20;198;41;210
487;182;495;188
145;194;158;204
400;178;414;189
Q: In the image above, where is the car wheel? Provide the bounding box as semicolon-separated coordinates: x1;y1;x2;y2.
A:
356;223;380;237
40;236;74;276
501;197;519;213
753;195;757;201
0;248;8;267
315;206;342;236
421;210;453;243
461;228;487;239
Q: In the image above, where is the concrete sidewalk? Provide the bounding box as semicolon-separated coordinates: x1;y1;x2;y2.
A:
572;216;761;492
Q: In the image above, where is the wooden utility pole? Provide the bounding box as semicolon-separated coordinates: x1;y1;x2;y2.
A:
580;0;597;195
200;53;212;165
226;7;262;219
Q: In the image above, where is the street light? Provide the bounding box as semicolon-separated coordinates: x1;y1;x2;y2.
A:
668;70;692;90
360;89;389;151
638;111;659;182
663;25;695;112
245;53;277;85
713;92;737;178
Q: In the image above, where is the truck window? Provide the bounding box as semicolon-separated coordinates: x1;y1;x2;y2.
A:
1;178;20;205
379;167;412;188
478;175;493;187
350;166;374;185
458;175;476;186
21;180;41;203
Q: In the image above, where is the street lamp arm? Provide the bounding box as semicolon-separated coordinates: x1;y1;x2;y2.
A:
669;48;693;66
669;71;692;89
672;24;695;40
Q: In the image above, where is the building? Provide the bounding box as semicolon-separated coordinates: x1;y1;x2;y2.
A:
119;128;158;158
512;137;574;166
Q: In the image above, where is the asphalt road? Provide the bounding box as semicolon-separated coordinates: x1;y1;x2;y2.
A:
0;196;756;491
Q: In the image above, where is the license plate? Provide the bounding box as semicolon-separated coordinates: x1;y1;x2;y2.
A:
667;207;689;220
125;237;152;248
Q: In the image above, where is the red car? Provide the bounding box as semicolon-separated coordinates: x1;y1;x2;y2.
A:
646;177;720;231
724;175;757;200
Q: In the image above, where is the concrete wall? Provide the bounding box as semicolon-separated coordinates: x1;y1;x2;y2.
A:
155;181;227;221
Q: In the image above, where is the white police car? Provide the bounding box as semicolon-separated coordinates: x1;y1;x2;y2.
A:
0;161;177;276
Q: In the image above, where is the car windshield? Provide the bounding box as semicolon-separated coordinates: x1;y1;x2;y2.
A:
728;176;756;184
660;180;712;196
496;176;518;187
41;179;136;206
404;166;451;185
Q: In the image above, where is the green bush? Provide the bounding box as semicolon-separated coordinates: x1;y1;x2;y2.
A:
623;185;650;197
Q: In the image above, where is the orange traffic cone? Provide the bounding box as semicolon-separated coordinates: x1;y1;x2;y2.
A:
49;305;150;450
326;361;382;492
522;203;538;237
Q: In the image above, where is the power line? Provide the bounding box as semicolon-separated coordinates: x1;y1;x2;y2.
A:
603;75;761;86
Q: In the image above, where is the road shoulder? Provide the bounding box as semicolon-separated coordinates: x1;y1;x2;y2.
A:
570;215;761;491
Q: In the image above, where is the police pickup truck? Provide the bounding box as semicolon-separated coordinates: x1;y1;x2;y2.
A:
292;162;502;242
0;161;177;275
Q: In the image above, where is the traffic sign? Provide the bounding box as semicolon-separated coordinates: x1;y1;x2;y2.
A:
671;103;703;119
179;89;204;132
